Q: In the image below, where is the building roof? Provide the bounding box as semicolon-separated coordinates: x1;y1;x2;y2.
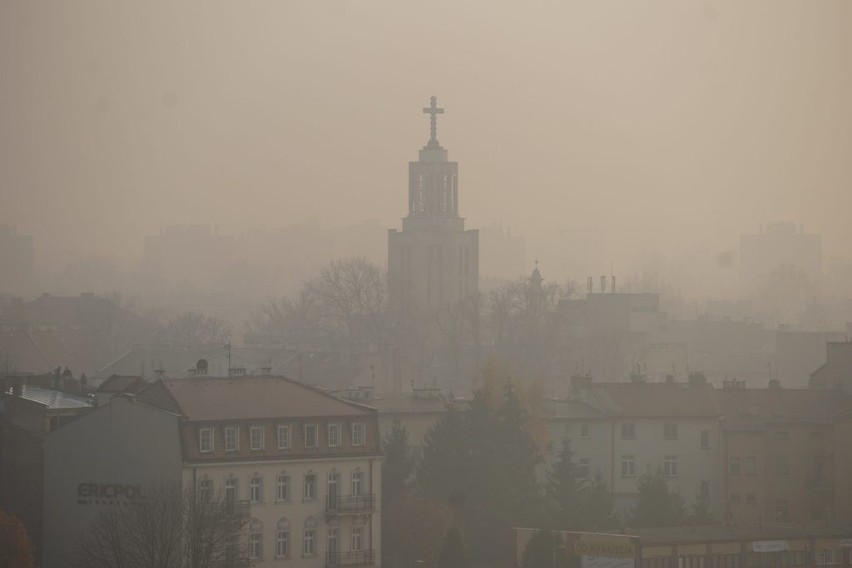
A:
581;382;720;419
20;385;92;410
714;386;852;429
137;375;375;421
546;398;608;420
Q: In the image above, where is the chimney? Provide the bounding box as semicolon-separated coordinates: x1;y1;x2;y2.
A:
768;379;781;390
665;374;675;384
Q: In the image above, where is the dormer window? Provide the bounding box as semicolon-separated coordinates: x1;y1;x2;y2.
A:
199;428;213;453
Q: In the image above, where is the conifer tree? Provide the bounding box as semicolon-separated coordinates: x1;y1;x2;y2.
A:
545;431;583;529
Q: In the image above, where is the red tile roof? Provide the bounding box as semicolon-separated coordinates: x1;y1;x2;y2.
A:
138;375;375;422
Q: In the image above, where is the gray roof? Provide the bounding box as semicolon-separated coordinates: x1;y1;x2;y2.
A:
21;385;92;410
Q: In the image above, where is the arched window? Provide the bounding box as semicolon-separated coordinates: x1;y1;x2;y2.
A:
250;473;263;504
277;471;290;501
303;516;317;556
276;518;290;558
198;475;213;503
249;519;263;560
351;468;364;496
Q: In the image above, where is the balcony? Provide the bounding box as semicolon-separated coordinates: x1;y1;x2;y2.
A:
326;494;376;516
326;549;376;568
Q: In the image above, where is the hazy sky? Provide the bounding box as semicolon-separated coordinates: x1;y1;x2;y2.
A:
2;0;851;265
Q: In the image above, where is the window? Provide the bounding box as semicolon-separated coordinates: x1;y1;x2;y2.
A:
249;520;263;560
199;428;213;453
352;422;365;447
621;455;636;477
304;473;317;500
277;472;290;501
663;423;678;440
351;526;364;552
729;457;741;475
277;424;290;450
276;518;290;558
745;492;756;504
745;456;757;475
225;476;238;502
198;476;213;503
250;426;264;451
224;426;238;452
305;423;318;448
700;430;710;449
775;430;790;440
775;456;789;476
579;424;590;439
328;471;339;504
328;527;339;560
621;423;636;440
352;469;364;495
663;455;678;478
577;458;591;480
730;492;741;504
250;474;263;504
328;423;341;447
700;480;709;499
774;498;789;521
303;518;317;556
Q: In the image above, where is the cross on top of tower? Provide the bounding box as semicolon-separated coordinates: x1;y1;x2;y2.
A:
422;96;444;144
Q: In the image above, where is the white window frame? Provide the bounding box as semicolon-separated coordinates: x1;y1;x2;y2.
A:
199;476;213;503
249;526;263;560
225;476;238;502
351;470;364;496
352;422;366;447
328;423;341;447
277;472;290;502
700;430;710;449
663;423;678;440
305;423;318;448
745;456;757;475
729;457;741;475
225;425;239;452
277;424;291;450
663;455;678;478
199;427;214;453
303;528;316;556
621;455;636;477
276;519;290;558
250;474;263;504
250;425;265;451
304;473;317;500
351;526;364;552
579;424;590;439
621;423;636;440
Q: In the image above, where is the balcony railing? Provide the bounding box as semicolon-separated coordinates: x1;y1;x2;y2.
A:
326;494;376;515
326;549;376;568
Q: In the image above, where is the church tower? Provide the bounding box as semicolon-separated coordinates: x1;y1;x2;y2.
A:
389;97;479;312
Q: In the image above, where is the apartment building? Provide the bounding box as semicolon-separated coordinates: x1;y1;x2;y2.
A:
43;375;382;568
716;380;849;527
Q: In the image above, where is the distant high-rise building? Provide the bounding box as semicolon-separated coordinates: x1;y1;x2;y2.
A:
388;97;479;311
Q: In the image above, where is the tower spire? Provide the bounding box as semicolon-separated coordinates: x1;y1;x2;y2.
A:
422;96;444;145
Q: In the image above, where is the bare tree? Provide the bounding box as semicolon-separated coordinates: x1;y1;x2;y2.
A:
73;480;248;568
159;311;233;346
